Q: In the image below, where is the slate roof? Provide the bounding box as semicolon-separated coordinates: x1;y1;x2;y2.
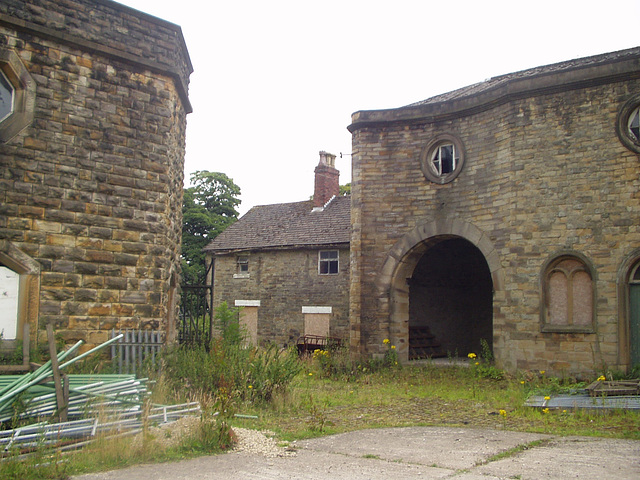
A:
203;195;351;254
406;46;640;108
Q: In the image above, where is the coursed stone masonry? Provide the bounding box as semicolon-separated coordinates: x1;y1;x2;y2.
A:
0;0;191;350
349;48;640;376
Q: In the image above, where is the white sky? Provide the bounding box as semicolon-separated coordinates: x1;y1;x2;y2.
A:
116;0;639;216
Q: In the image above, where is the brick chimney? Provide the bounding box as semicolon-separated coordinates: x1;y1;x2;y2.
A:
314;151;340;209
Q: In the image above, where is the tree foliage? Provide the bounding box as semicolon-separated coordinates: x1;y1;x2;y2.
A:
182;171;241;284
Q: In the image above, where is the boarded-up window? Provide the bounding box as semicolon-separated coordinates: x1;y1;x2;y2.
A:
543;256;594;332
302;306;331;337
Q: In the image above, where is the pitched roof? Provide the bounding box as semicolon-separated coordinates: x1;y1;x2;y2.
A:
406;46;640;108
203;195;351;254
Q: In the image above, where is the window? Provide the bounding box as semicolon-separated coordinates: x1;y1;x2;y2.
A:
420;134;465;184
319;250;339;275
233;255;250;278
0;70;14;123
237;256;248;273
616;96;640;153
628;106;640;143
431;144;457;176
0;49;35;142
541;255;595;333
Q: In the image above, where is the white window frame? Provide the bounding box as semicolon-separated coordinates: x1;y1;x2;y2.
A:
431;143;457;176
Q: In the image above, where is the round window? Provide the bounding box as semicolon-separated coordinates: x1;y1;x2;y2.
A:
616;95;640;153
420;134;465;184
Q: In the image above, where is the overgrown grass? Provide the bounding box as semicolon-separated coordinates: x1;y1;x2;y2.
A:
1;325;638;479
232;357;640;441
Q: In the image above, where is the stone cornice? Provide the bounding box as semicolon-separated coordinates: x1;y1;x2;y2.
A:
0;10;193;113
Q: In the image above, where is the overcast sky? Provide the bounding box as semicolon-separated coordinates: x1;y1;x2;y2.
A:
116;0;639;216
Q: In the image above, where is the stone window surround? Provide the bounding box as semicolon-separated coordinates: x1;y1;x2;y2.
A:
540;251;596;334
0;241;40;350
318;250;339;275
420;133;466;184
0;49;35;143
616;94;640;154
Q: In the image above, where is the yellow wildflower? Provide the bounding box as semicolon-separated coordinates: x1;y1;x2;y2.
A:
383;338;390;344
468;353;477;359
520;381;525;385
597;375;606;382
475;362;480;366
248;385;253;389
391;345;396;349
308;372;313;376
544;396;550;401
540;370;546;375
542;408;550;414
499;409;507;417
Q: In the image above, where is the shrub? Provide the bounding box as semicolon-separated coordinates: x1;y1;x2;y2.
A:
162;302;301;404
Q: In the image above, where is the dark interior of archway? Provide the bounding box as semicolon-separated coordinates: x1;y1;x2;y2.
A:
408;238;493;360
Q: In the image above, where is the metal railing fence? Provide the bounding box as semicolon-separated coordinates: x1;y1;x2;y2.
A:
110;329;165;375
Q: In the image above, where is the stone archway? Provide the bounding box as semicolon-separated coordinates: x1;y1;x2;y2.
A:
617;249;640;372
376;219;503;363
409;237;492;359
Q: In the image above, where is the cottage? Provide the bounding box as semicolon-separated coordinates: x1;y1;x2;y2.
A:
348;46;640;376
205;152;350;347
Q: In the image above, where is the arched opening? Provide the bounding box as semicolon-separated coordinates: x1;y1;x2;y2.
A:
408;237;493;359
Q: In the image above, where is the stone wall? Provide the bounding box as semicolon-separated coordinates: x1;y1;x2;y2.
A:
213;247;350;347
0;0;191;350
349;53;640;376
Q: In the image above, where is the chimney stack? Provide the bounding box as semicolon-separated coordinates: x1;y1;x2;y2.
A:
314;151;339;209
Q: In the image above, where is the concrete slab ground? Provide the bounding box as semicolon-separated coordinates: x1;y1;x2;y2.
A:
73;426;640;480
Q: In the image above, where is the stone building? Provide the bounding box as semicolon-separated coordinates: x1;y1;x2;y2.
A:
0;0;191;353
348;46;640;376
205;152;350;347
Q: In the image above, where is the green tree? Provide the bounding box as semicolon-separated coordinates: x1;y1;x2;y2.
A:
182;171;241;284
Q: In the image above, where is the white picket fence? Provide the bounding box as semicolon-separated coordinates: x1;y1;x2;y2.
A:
110;329;165;375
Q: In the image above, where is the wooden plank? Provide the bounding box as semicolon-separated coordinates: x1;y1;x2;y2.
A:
46;322;67;422
586;379;640;397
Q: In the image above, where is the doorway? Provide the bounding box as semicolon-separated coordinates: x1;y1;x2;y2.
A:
408;237;493;359
629;263;640;368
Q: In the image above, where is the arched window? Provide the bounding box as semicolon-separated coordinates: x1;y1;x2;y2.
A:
541;255;595;333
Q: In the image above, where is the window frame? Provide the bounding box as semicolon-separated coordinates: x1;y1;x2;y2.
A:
318;250;339;275
233;255;250;279
0;49;35;143
540;253;596;333
420;134;466;184
0;69;15;123
616;95;640;154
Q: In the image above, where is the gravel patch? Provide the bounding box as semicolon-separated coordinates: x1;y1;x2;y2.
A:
232;427;298;457
132;417;297;458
